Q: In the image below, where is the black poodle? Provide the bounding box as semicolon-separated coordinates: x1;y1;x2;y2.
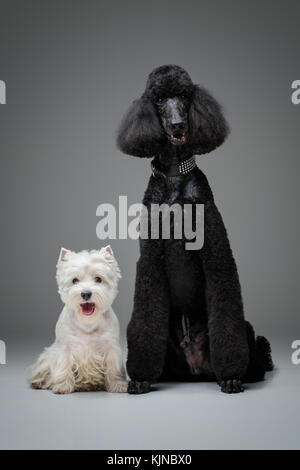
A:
117;65;273;394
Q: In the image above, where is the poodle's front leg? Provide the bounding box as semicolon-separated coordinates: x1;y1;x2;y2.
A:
51;347;76;394
127;239;170;394
202;202;249;392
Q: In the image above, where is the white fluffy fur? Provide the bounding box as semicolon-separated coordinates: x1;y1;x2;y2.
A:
30;246;127;394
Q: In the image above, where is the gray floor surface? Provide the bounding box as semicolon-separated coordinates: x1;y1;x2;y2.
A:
0;338;299;450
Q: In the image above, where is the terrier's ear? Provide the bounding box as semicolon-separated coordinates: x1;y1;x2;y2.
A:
58;247;70;263
100;245;114;257
100;245;121;279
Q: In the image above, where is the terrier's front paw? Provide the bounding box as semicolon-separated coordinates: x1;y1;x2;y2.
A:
30;372;51;390
128;380;151;395
52;383;75;394
219;378;244;394
30;380;43;390
107;381;128;393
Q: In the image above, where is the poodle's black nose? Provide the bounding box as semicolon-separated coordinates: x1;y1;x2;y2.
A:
171;121;186;133
81;290;92;301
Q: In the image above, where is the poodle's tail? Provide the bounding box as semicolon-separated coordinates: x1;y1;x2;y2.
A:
244;322;274;383
255;335;274;372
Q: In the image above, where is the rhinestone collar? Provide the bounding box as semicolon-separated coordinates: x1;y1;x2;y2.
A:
151;156;196;179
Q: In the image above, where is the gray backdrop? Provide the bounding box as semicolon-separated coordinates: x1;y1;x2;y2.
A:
1;0;300;451
0;0;299;344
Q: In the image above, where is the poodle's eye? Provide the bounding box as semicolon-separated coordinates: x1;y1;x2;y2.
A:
181;94;187;99
72;278;79;285
95;276;102;283
157;97;163;104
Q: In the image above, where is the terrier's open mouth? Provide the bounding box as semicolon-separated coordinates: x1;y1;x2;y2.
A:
80;302;95;315
168;132;186;143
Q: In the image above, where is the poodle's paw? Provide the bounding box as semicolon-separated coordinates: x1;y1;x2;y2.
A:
107;380;128;393
219;378;244;394
52;383;75;395
128;380;151;395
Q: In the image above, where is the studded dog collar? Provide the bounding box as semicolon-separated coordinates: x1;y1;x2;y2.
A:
151;155;196;179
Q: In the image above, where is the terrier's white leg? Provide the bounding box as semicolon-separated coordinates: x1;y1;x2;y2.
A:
104;345;127;393
51;347;76;394
30;348;52;390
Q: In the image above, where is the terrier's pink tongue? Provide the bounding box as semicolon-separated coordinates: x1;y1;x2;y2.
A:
81;303;94;315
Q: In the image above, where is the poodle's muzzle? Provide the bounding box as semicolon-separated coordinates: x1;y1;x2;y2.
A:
157;96;189;145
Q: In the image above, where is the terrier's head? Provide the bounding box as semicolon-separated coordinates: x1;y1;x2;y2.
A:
56;246;121;326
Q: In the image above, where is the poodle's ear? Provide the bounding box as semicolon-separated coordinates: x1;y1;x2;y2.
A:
189;86;229;155
117;97;165;157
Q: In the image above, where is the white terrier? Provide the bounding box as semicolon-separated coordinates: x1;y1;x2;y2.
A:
30;246;127;394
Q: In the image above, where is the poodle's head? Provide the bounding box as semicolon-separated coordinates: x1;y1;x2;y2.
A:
117;65;229;158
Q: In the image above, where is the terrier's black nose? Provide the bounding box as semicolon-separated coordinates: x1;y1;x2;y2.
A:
81;290;92;301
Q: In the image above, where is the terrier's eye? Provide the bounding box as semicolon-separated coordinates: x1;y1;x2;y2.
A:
157;97;163;104
72;278;79;285
181;94;187;99
95;276;102;283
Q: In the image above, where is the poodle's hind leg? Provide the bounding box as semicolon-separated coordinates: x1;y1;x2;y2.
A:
30;347;53;390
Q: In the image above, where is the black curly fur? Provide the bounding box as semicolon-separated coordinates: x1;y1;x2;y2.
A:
118;65;273;394
118;64;229;158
